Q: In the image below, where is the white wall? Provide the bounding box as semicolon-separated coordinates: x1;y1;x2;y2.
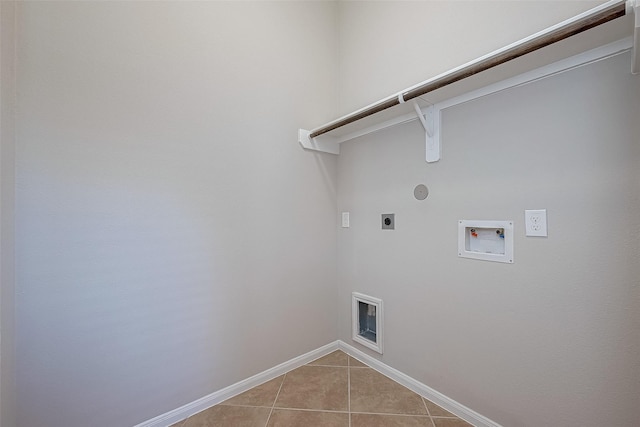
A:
1;2;16;427
11;1;640;426
337;19;640;427
14;2;338;426
336;0;606;114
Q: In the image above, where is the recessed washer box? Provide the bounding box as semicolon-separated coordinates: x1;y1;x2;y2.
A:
458;220;514;264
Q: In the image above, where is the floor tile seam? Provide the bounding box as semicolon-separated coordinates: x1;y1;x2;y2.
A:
264;373;287;427
303;364;348;368
421;397;432;417
421;396;436;427
306;363;349;368
422;397;460;420
269;407;350;414
350;411;432;417
219;403;273;409
347;363;352;427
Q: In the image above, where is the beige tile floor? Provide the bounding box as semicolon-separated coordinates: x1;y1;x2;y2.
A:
170;351;474;427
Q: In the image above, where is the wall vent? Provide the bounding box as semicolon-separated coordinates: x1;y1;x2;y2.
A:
352;292;383;354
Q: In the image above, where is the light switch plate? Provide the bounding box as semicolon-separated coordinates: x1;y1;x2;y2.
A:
342;212;350;228
525;209;547;237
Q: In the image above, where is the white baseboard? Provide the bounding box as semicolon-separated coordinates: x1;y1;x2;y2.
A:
135;339;501;427
337;341;502;427
134;341;340;427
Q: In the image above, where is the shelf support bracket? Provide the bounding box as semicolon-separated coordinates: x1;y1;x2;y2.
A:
413;102;440;163
298;129;340;155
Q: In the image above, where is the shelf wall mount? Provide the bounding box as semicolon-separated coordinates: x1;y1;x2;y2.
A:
412;101;440;163
297;0;636;158
298;129;340;155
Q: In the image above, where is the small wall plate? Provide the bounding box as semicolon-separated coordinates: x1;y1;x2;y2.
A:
381;214;394;230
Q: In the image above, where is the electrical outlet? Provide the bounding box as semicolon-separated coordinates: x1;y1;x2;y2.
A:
525;209;547;237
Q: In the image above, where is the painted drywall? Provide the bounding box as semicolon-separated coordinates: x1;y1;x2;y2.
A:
336;49;640;426
14;2;338;426
11;2;638;426
0;2;16;427
336;0;607;114
0;3;16;427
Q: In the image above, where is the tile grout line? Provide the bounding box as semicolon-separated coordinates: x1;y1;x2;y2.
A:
307;363;364;368
348;356;352;427
350;411;433;417
264;373;286;427
422;396;437;427
219;403;273;409
255;406;437;417
270;407;349;414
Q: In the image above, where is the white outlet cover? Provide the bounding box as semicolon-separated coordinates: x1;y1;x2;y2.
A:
525;209;547;237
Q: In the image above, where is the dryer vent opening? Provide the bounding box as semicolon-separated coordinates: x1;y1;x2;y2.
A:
352;293;383;354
